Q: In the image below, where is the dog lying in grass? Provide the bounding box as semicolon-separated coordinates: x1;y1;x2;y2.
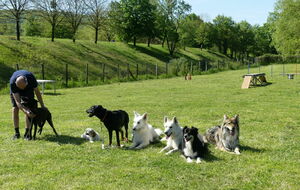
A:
81;128;105;149
182;126;208;163
159;116;183;155
129;112;162;150
81;128;101;142
21;97;58;140
204;115;240;154
86;105;129;147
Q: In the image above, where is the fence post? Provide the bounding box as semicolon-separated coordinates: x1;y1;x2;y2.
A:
199;61;201;72
118;64;120;81
156;64;158;78
205;61;208;71
282;63;285;76
190;62;193;74
136;64;139;79
16;64;19;70
102;63;105;82
127;63;130;80
217;61;220;69
41;63;45;80
86;63;88;85
271;64;273;77
248;62;250;74
65;63;68;87
166;62;168;76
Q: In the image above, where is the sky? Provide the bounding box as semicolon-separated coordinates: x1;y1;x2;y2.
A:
184;0;277;26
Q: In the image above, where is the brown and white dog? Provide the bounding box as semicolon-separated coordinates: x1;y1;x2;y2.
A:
204;115;240;154
81;128;104;149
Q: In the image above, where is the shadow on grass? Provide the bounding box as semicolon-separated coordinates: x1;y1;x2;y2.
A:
43;134;86;145
128;44;171;63
240;145;265;153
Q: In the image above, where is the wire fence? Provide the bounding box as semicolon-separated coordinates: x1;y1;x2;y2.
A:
1;58;299;94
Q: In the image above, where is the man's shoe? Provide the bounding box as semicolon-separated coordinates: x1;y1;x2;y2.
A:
12;133;20;140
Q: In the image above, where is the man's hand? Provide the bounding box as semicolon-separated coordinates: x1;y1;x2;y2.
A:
26;110;36;118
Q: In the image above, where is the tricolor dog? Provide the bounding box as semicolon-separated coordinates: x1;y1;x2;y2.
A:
182;126;208;163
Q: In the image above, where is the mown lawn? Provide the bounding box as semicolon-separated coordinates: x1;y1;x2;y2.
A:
0;65;299;190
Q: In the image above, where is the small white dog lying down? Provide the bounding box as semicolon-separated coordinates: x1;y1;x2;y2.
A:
81;128;105;149
129;112;163;150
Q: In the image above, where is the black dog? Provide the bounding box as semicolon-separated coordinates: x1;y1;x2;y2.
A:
86;105;129;147
182;126;208;163
21;97;58;140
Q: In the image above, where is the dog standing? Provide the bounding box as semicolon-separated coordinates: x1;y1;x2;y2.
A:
204;115;240;154
86;105;129;147
129;112;162;150
182;126;208;163
159;116;183;155
21;98;58;140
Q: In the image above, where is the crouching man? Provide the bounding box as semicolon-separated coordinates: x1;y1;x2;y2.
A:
10;70;45;140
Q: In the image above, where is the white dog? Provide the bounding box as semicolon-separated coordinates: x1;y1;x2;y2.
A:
129;112;162;150
81;128;105;149
159;116;183;155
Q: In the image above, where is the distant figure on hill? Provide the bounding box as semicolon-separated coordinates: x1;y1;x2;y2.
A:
9;70;46;140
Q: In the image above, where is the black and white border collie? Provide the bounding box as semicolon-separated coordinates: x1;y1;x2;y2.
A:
182;126;208;163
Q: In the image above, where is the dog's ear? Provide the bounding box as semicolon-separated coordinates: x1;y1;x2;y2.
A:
164;116;168;123
191;126;198;132
134;111;140;117
172;117;178;124
223;114;228;121
183;126;188;131
234;114;239;124
142;113;147;120
90;130;96;137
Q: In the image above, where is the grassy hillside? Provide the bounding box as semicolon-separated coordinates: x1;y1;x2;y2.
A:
0;64;299;189
0;35;233;91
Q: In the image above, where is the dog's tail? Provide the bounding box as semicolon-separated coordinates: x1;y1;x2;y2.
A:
203;126;220;144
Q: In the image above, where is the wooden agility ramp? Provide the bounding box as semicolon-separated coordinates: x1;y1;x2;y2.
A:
241;76;252;89
241;73;267;89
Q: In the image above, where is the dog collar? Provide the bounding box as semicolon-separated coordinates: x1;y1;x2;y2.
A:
101;111;108;122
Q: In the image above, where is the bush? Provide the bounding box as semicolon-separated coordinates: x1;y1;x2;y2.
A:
256;54;300;65
256;54;283;65
169;57;190;76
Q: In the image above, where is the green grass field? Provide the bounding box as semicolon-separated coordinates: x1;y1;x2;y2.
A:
0;65;299;189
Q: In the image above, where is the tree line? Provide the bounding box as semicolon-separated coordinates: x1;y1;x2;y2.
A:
0;0;299;58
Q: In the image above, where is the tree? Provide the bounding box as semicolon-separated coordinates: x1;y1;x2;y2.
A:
157;0;191;55
236;21;255;59
271;0;300;55
84;0;107;44
32;0;64;42
61;0;85;43
179;13;203;49
252;24;276;56
212;15;236;55
195;22;213;50
0;0;30;40
24;12;44;36
109;0;156;46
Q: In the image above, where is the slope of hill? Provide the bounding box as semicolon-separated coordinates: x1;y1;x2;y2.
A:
0;35;233;91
